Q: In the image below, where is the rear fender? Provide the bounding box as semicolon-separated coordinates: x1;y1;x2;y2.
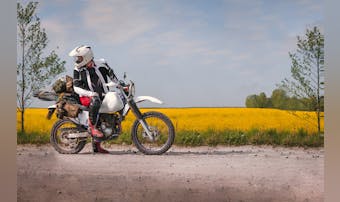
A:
47;104;57;120
48;104;57;109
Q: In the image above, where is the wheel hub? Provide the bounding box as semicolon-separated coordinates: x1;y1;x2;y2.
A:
142;126;160;141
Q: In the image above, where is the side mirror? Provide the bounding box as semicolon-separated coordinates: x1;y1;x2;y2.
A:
123;72;127;80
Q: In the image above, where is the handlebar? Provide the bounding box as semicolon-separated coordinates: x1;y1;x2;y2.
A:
105;81;118;88
105;80;135;99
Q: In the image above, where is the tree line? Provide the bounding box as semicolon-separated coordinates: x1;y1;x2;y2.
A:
245;88;324;111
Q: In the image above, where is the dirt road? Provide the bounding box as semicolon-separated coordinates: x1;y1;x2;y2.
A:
17;144;323;202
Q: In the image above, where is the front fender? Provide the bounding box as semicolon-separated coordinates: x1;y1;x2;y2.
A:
134;96;163;104
122;96;163;116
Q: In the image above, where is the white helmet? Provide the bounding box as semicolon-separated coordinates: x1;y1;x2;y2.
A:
68;45;94;68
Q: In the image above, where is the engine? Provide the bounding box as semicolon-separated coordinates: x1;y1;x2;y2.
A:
98;113;121;137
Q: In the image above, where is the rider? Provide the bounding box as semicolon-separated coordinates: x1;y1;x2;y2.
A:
69;45;119;154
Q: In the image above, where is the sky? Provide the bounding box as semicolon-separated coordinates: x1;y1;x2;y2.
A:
19;0;323;108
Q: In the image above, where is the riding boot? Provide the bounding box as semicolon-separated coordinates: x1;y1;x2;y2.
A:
88;118;104;138
92;141;109;154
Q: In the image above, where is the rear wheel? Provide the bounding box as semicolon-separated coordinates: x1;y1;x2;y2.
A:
131;111;175;155
50;119;87;154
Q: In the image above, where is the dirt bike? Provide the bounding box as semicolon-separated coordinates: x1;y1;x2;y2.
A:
37;74;175;155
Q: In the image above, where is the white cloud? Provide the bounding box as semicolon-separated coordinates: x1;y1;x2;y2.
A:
81;1;158;45
130;31;232;65
39;18;78;75
297;0;323;13
40;18;73;59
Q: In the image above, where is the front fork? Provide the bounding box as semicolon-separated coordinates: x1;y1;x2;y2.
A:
128;99;154;141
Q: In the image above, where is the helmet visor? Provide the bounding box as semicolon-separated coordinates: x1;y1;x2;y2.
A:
74;56;83;64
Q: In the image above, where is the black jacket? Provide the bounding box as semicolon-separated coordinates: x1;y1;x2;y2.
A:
73;59;118;99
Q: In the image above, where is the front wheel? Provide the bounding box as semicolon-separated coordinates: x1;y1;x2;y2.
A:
50;119;87;154
131;111;175;155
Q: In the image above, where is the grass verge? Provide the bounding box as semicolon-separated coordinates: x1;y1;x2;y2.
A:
17;131;50;145
17;128;323;147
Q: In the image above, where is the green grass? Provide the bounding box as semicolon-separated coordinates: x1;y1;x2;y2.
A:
173;128;323;147
17;131;50;145
17;128;324;147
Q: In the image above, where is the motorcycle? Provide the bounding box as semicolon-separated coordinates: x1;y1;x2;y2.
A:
35;74;175;155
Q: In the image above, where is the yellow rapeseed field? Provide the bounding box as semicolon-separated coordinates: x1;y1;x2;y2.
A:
17;108;323;135
159;108;324;134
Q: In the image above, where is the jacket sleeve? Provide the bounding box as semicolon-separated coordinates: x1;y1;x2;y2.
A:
102;62;119;83
107;66;119;83
74;87;96;97
94;59;119;83
73;69;96;97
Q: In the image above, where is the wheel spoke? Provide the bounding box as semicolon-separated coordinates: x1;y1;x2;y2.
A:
51;120;87;154
132;112;175;155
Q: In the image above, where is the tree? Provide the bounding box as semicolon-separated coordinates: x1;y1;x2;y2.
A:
257;92;269;108
245;94;258;108
280;26;324;134
271;88;288;109
17;1;66;133
245;92;269;108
